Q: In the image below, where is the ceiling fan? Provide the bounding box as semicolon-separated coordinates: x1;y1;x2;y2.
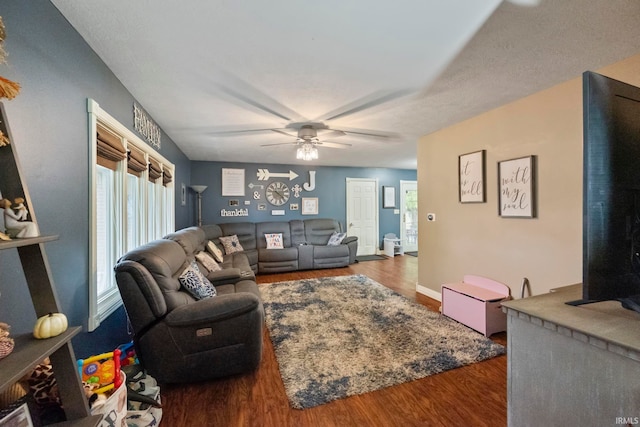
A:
198;83;413;159
260;124;353;161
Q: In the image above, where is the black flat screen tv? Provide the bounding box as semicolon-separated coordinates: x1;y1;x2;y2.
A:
568;71;640;312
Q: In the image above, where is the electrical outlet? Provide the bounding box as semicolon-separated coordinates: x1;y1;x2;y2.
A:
427;213;436;222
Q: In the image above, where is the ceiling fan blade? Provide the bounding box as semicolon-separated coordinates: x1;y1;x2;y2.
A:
214;85;295;121
318;141;352;149
260;142;296;147
316;129;346;139
316;88;417;122
206;127;279;136
271;129;298;137
206;69;307;122
334;126;401;140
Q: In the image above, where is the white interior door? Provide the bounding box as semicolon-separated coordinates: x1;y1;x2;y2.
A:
400;180;418;253
346;178;378;256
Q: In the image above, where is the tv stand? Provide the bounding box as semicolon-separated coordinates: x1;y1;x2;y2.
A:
502;284;640;426
566;295;640;314
564;298;600;307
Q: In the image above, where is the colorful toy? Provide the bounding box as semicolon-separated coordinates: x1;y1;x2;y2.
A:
77;348;121;395
117;342;138;366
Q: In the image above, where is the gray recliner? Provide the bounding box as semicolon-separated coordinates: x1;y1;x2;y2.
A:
114;238;264;384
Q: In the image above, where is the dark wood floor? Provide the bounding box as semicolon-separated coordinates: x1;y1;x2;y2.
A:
162;256;507;427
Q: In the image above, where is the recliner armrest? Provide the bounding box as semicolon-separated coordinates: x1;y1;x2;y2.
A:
342;236;358;245
165;292;261;326
205;267;242;285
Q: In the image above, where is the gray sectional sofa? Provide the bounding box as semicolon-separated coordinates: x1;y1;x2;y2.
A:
201;218;358;274
114;232;263;384
113;218;356;384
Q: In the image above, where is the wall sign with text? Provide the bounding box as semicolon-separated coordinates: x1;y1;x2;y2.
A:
459;150;485;203
498;155;536;218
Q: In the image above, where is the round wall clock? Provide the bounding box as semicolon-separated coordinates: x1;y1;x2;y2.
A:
265;181;290;206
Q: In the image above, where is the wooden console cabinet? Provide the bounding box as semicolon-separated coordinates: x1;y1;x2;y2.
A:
502;285;640;426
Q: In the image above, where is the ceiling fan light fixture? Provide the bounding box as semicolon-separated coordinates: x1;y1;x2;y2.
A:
296;143;318;161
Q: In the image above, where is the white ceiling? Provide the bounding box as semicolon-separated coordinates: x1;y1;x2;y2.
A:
52;0;640;169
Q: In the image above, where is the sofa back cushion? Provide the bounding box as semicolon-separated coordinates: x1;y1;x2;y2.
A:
164;226;206;256
219;222;257;250
304;219;342;245
201;224;223;240
256;222;293;249
117;239;195;314
289;220;306;245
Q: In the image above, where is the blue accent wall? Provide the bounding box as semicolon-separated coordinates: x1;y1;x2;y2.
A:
191;161;416;240
0;2;192;358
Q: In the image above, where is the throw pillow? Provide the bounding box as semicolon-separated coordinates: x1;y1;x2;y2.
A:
196;251;222;272
219;234;244;254
179;261;217;300
327;231;347;246
265;233;284;249
206;240;224;263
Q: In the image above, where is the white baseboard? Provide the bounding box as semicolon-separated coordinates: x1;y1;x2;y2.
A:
416;283;441;302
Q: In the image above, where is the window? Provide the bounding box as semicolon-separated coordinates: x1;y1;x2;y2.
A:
88;99;174;331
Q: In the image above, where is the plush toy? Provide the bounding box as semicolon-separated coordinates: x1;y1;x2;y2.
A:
0;322;15;360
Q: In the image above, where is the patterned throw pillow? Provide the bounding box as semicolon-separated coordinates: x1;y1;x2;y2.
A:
179;261;217;300
206;240;224;263
196;251;222;272
327;232;347;246
219;234;244;254
265;233;284;249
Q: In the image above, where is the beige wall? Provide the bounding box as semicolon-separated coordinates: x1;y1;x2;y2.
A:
417;53;640;298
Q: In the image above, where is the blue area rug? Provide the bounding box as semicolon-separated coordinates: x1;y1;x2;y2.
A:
260;275;505;409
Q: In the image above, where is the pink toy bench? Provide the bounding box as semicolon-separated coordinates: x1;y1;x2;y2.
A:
441;275;511;337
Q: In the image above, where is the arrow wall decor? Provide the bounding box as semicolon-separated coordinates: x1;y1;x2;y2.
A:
257;169;299;181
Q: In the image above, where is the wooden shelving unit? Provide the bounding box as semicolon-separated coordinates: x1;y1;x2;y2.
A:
0;103;99;426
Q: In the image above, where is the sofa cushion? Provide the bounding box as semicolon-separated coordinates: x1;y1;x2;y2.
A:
164;227;206;255
220;235;244;254
304;218;342;245
206;240;224;263
313;244;350;269
327;231;347;246
219;222;257;250
258;246;298;262
265;233;284;249
256;222;293;249
117;239;192;313
179;261;217;300
196;251;221;272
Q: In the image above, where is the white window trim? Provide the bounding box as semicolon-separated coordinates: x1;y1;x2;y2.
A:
88;98;175;331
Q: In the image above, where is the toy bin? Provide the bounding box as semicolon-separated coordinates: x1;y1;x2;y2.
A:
90;371;127;427
126;372;162;427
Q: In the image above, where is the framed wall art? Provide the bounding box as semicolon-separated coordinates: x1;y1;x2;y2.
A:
459;150;485;203
221;168;245;196
498;155;536;218
301;197;318;215
383;186;396;208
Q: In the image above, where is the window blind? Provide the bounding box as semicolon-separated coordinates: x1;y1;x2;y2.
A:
127;145;147;177
96;125;126;170
148;156;162;182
